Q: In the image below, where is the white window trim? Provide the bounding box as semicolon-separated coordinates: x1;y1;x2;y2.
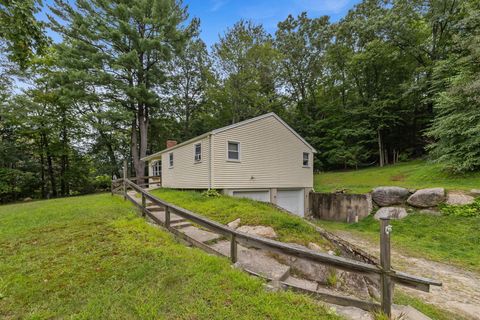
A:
226;140;241;162
303;152;310;168
194;143;202;163
169;152;174;168
152;161;161;176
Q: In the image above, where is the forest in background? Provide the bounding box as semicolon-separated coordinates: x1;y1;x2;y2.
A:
1;0;479;203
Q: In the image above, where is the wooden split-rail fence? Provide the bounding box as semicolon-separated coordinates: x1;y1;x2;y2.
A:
111;174;441;318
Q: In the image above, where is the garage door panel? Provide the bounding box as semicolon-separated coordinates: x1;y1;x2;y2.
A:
232;190;270;202
277;189;304;217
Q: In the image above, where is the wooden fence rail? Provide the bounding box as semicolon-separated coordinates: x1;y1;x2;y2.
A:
114;177;442;318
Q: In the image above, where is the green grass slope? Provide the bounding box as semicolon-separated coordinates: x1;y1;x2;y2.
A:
151;188;331;248
315;160;480;193
317;213;480;272
0;194;339;320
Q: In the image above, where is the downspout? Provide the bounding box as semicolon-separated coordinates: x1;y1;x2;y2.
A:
208;133;213;190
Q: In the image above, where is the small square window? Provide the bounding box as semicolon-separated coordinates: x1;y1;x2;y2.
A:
194;143;202;162
303;152;309;167
228;141;240;161
169;152;174;168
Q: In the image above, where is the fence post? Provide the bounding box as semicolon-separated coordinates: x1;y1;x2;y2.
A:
122;160;127;200
380;218;392;318
141;193;146;216
230;234;237;263
165;206;170;229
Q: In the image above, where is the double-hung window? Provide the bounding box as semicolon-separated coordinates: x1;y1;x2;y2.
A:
169;152;174;168
303;152;310;167
227;141;240;161
194;143;202;162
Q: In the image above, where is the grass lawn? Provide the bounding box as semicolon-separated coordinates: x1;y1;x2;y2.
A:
150;189;463;320
315;213;480;273
315;160;480;193
150;188;331;249
0;193;340;320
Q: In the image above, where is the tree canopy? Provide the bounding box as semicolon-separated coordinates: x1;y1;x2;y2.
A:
0;0;479;202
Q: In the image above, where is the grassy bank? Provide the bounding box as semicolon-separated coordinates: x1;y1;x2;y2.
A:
0;194;339;319
316;213;480;272
151;188;331;248
315;160;480;193
150;189;462;319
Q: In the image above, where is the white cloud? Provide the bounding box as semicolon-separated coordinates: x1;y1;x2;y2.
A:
210;0;229;12
294;0;352;14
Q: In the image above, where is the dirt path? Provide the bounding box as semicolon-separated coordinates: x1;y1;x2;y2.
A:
332;230;480;320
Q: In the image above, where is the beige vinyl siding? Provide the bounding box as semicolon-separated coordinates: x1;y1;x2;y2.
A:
160;136;210;189
212;116;313;189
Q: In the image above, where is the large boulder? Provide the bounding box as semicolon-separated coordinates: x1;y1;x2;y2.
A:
277;254;330;283
372;186;410;206
237;225;277;239
227;218;241;229
374;207;408;220
446;192;475;206
470;189;480;197
407;188;446;208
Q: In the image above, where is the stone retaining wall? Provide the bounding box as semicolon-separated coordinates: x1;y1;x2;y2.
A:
310;192;373;223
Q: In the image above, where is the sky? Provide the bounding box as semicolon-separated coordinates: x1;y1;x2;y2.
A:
40;0;361;47
184;0;361;45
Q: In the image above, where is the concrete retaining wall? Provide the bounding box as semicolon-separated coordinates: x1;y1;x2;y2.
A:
310;192;373;223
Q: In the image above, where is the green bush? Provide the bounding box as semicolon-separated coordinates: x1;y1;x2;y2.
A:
93;175;111;191
201;189;221;198
440;198;480;217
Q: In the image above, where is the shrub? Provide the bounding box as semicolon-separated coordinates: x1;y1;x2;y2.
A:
93;175;111;191
202;189;221;198
440;198;480;217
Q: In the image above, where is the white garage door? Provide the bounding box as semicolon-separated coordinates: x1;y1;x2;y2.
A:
232;190;270;202
277;189;304;217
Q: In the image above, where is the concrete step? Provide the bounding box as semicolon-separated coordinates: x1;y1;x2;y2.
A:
146;206;164;212
150;210;185;223
329;304;432;320
210;241;291;281
328;305;374;320
178;226;222;243
170;221;192;229
392;305;432;320
283;276;318;291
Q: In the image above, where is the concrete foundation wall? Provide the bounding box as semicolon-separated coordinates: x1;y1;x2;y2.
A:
310;192;372;223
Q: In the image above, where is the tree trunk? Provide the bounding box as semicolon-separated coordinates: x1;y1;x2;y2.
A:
130;106;148;185
44;134;57;198
39;137;46;199
378;129;384;167
60;113;69;196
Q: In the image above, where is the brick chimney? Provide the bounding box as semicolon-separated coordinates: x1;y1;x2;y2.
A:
166;140;177;149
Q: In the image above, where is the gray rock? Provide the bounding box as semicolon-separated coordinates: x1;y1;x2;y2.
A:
374;207;408;220
372;186;410;206
227;218;241;229
419;209;441;216
407;188;446;208
470;189;480;196
337;271;371;300
237;225;277;239
23;197;33;202
307;242;323;252
446;192;475;206
288;257;330;283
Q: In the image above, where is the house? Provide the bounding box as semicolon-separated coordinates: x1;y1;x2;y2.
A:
141;113;316;217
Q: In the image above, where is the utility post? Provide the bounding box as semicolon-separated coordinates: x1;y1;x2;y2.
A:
123;160;127;200
380;217;393;318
